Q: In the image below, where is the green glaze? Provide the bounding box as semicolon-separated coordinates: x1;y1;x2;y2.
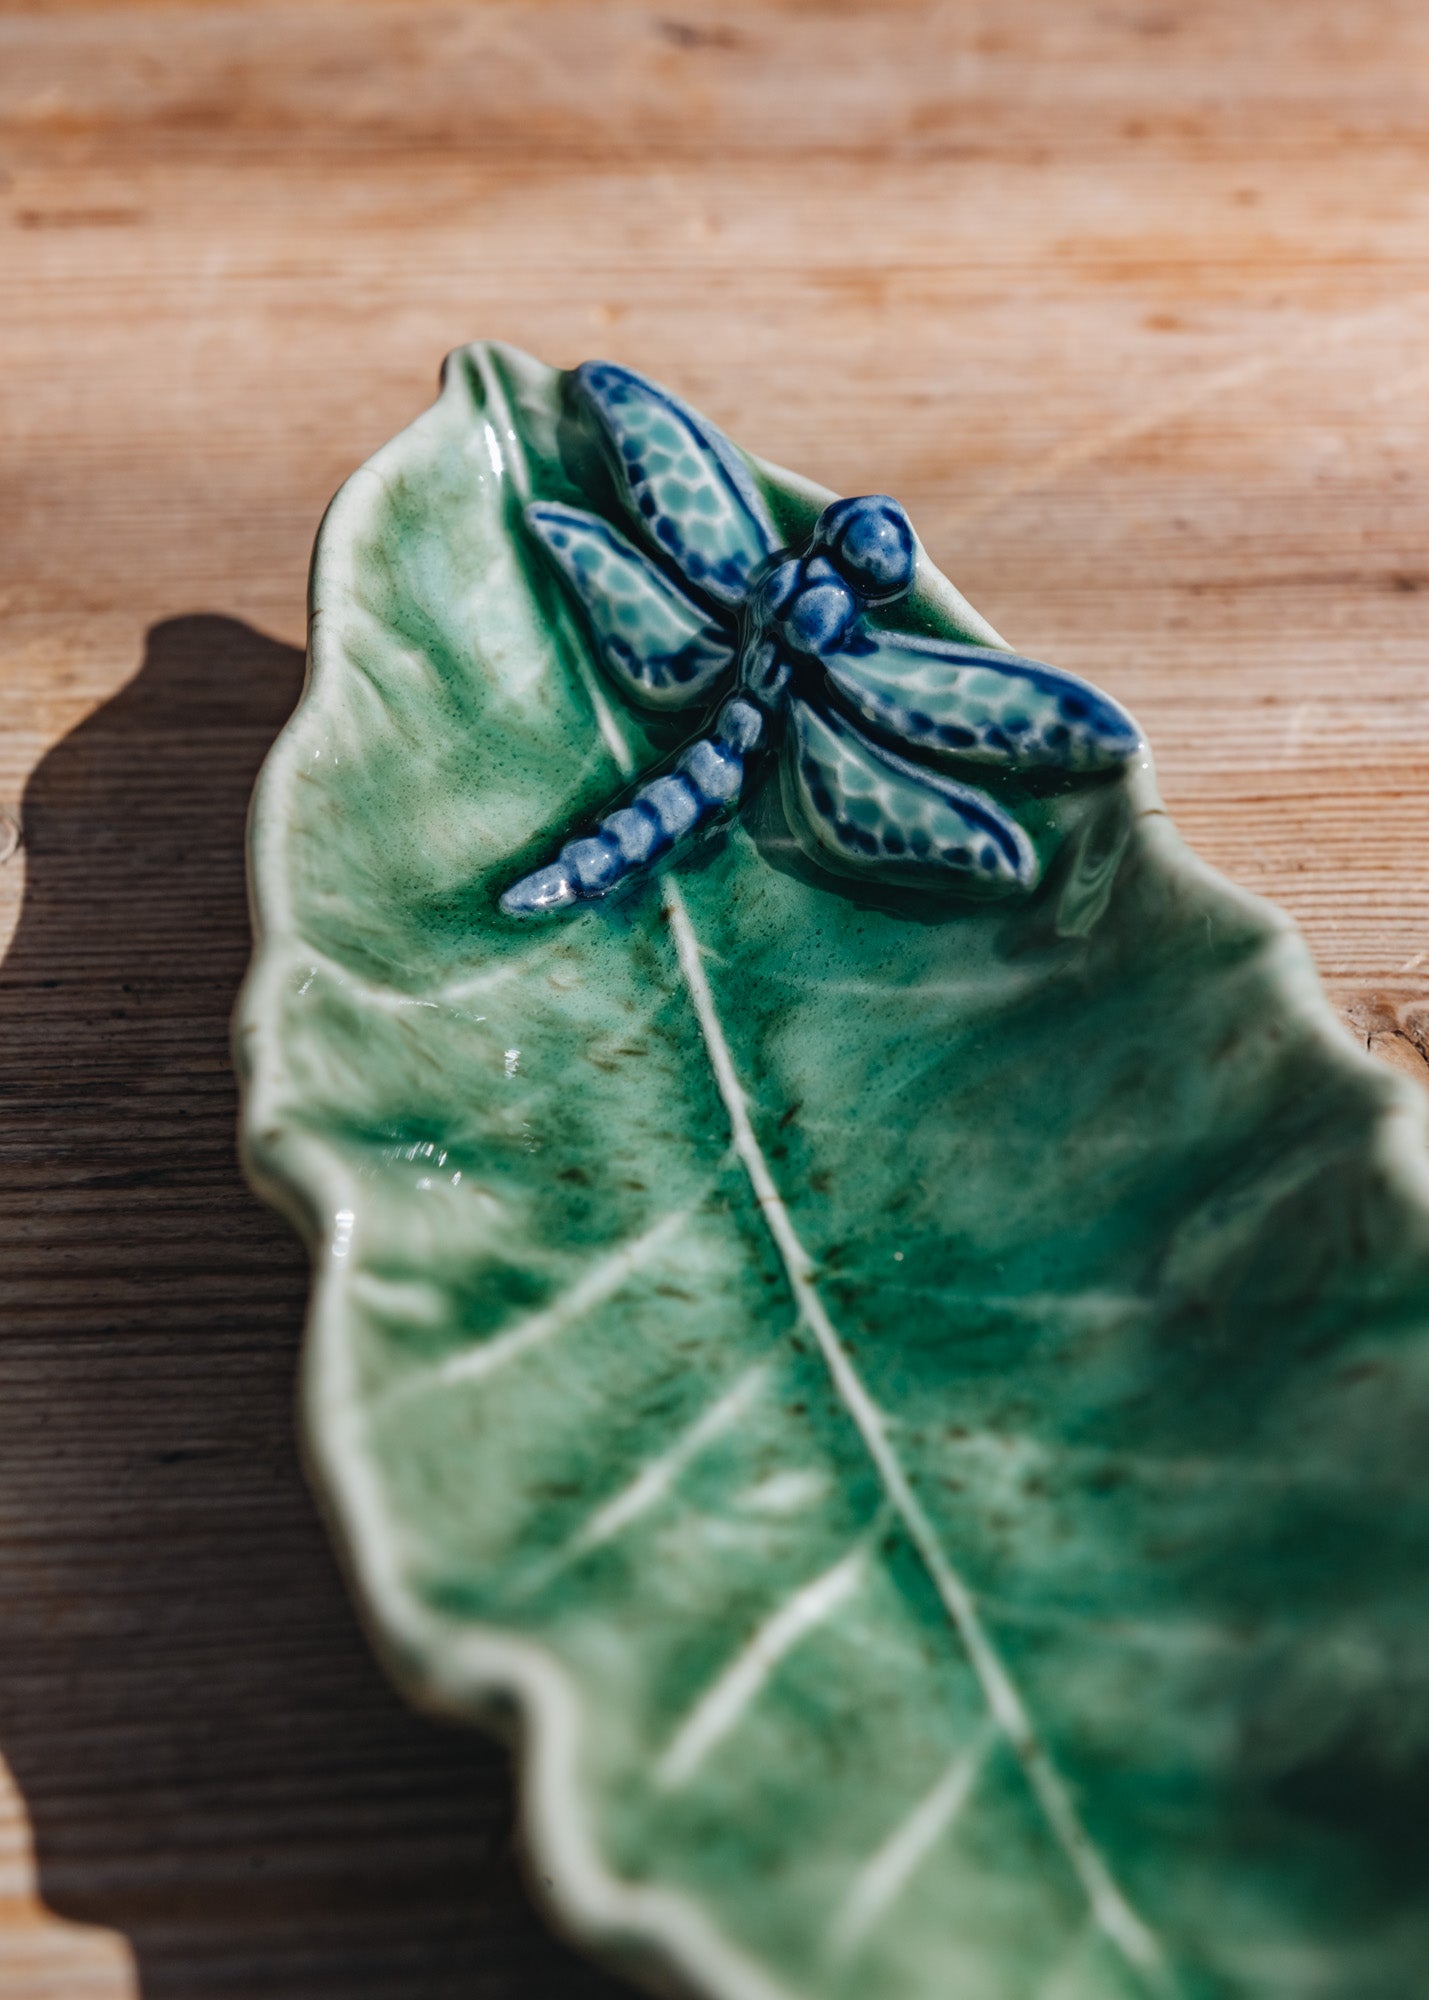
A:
238;343;1429;2000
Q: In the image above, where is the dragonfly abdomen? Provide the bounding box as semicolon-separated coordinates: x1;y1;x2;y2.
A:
499;698;765;917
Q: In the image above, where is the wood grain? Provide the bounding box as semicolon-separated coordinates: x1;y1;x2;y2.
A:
2;3;1428;1994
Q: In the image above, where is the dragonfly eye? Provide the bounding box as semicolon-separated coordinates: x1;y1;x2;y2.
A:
812;494;916;606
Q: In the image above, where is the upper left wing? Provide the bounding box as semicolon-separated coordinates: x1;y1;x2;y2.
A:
573;361;778;611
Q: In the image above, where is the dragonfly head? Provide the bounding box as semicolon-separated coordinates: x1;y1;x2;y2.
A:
811;495;916;608
738;499;919;700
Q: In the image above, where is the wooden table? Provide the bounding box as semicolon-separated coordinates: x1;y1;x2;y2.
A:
3;3;1428;1993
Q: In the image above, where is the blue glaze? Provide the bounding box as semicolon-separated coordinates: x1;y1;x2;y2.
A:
786;702;1037;892
501;366;1142;918
823;635;1142;774
525;501;734;709
571;361;777;610
810;494;916;605
774;556;860;658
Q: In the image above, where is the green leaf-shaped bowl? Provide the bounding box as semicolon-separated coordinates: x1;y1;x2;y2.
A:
237;343;1429;2000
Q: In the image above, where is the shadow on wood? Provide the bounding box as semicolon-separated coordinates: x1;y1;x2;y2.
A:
0;616;634;1999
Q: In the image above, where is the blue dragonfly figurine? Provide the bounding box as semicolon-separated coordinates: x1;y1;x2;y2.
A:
500;362;1141;918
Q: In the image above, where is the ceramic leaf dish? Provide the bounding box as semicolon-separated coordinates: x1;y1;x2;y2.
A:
238;344;1429;2000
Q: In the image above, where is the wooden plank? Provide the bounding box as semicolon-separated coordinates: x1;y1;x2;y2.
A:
2;2;1428;1992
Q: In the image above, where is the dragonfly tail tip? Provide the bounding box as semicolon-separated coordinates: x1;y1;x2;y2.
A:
499;863;578;919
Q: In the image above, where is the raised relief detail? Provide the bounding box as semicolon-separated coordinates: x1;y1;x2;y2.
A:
501;361;1141;917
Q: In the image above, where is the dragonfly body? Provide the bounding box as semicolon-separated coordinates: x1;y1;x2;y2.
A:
500;363;1141;919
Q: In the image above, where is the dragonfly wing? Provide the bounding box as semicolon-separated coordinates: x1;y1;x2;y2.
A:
572;361;778;610
824;631;1141;772
784;700;1037;895
527;502;735;710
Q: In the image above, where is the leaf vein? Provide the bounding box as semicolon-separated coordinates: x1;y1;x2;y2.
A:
411;1203;699;1397
520;1364;772;1596
656;1540;869;1790
829;1722;995;1958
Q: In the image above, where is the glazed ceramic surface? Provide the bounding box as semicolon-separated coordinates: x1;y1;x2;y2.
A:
238;344;1429;2000
496;362;1139;921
